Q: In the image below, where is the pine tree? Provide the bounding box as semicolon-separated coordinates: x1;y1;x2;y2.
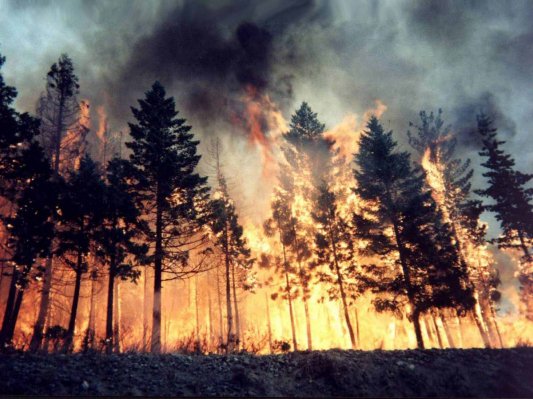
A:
408;109;498;347
54;155;105;351
263;184;300;351
0;143;55;349
0;53;51;350
208;145;253;352
97;157;148;354
353;116;473;349
0;53;41;201
268;102;331;350
476;114;533;320
31;54;86;352
37;54;86;174
125;81;209;353
312;180;359;348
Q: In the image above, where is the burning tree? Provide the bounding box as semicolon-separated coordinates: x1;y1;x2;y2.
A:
353;116;474;349
476;113;533;321
125;81;210;353
263;179;301;351
408;109;501;348
208;140;254;352
268;102;334;351
312;180;360;349
31;54;88;352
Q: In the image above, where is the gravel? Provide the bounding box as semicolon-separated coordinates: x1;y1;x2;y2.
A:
0;348;532;397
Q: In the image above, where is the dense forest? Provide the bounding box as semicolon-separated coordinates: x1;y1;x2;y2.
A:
0;52;532;355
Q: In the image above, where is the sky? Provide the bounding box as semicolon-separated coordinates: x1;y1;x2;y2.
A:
0;0;532;231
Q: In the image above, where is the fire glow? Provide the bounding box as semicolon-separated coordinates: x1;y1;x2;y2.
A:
3;84;531;355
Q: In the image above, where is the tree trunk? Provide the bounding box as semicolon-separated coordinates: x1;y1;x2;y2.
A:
151;193;163;353
432;314;444;348
207;276;214;352
490;304;504;348
143;266;149;352
113;279;121;353
303;296;313;350
31;94;65;352
440;311;455;348
231;261;241;350
354;307;360;348
281;242;297;352
265;292;273;354
216;263;224;351
293;229;313;351
105;251;116;354
4;288;24;345
224;236;234;353
65;265;83;352
328;226;356;349
391;220;424;349
0;266;18;348
30;256;53;351
84;267;97;352
455;314;465;347
471;307;491;348
194;275;200;352
423;316;435;347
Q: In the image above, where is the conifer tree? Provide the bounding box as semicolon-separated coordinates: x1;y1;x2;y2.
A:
0;53;52;350
408;109;498;347
476;114;533;320
125;81;209;353
312;180;359;348
263;183;300;351
208;146;253;352
54;155;105;351
31;54;85;352
268;102;331;350
98;157;148;354
353;116;473;349
0;143;55;349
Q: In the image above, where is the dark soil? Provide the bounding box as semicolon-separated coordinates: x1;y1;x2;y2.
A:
0;348;532;397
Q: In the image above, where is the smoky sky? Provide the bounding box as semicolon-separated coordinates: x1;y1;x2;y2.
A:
1;0;532;190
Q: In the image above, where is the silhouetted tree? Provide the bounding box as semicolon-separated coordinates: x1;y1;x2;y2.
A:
0;143;55;349
353;116;473;349
476;114;533;320
98;157;148;354
0;53;51;350
55;155;105;351
408;109;497;347
31;54;87;352
125;81;209;353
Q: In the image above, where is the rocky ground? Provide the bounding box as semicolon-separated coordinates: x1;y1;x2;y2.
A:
0;348;532;397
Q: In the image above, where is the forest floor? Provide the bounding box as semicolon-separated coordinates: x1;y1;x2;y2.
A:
0;347;532;397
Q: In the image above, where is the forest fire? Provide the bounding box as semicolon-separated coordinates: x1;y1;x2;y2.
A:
0;54;532;357
1;4;533;398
